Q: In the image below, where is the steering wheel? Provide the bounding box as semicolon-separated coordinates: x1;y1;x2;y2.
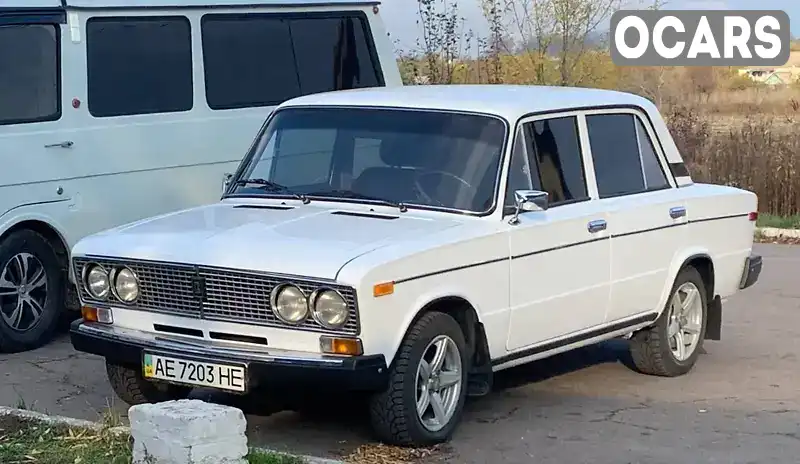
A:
413;170;474;207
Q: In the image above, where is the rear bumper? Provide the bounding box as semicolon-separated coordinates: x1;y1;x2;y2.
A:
69;320;388;392
739;254;763;290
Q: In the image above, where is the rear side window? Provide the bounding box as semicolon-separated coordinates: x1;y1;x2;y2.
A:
201;12;382;110
86;16;193;118
586;113;669;198
0;24;60;125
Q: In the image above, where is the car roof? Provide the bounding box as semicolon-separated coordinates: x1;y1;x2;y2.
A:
277;84;657;121
0;0;377;9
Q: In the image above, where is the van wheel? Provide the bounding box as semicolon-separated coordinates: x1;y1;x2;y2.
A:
0;230;66;353
106;361;192;405
629;266;708;377
369;311;468;447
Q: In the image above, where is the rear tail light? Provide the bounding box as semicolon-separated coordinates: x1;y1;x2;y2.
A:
748;212;758;222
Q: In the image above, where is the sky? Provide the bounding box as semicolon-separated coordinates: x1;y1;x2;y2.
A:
379;0;800;54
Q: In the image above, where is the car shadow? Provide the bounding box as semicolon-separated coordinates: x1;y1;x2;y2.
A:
189;339;640;461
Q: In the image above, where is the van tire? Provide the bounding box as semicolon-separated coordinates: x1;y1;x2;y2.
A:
106;361;192;405
0;230;66;353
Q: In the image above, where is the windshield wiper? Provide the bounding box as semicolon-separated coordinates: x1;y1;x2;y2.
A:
306;189;408;213
234;178;310;204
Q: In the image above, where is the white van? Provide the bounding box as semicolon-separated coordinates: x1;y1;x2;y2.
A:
0;0;401;353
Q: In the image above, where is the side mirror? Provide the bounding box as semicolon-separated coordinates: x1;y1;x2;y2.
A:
222;173;233;196
509;189;548;225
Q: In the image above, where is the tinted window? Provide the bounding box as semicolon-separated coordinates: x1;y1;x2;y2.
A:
201;13;382;110
236;108;506;213
526;117;588;204
636;118;669;190
86;17;193;117
0;24;59;125
587;113;668;197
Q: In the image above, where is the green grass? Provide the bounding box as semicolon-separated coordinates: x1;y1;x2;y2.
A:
0;418;304;464
757;213;800;229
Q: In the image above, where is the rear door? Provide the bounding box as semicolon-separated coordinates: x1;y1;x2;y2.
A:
583;109;687;323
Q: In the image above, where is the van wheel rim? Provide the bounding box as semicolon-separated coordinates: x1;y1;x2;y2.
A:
0;253;48;332
667;282;703;362
414;335;462;432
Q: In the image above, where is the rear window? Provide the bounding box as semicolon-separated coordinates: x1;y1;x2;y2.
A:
201;12;383;110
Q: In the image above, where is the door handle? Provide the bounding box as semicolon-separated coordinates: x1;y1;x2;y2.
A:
45;141;73;149
587;219;607;233
669;206;687;219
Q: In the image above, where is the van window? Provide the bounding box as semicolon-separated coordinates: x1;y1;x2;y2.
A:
86;16;193;118
0;24;59;125
201;12;382;110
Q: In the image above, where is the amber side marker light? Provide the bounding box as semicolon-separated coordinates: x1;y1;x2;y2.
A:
373;281;394;298
320;336;363;356
81;306;113;324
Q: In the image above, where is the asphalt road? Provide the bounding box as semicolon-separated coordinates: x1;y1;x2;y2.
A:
2;243;799;463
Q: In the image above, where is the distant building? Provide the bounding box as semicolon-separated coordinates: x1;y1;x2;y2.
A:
738;51;800;86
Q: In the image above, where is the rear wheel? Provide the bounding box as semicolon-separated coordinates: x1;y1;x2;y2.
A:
0;230;66;353
106;361;192;405
368;311;468;446
629;266;708;377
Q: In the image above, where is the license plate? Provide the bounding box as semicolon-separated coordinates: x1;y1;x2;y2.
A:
142;352;247;392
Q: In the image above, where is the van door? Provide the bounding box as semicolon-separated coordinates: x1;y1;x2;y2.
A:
0;11;72;224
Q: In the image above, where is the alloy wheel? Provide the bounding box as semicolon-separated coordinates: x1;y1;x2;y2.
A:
0;253;48;332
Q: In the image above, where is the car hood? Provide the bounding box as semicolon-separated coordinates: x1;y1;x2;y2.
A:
72;201;464;280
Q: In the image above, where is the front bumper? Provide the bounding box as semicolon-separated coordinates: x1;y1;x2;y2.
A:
739;254;763;290
69;320;388;392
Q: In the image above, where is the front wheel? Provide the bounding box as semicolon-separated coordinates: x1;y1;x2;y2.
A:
368;311;468;447
629;266;708;377
106;360;192;406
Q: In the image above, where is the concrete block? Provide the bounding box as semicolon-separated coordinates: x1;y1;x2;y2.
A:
130;399;248;464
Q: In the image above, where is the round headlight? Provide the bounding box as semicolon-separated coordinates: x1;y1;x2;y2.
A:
270;284;309;324
113;267;139;303
311;289;349;329
85;265;110;299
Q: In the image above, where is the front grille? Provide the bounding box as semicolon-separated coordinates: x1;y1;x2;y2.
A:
73;257;360;335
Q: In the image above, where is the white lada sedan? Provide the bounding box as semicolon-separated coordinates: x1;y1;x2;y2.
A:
69;85;763;447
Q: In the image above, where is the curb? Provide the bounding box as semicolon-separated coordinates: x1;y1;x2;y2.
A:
0;406;344;464
757;227;800;238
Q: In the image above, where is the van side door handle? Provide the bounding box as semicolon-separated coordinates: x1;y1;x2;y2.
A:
587;219;607;233
669;206;687;219
45;141;73;149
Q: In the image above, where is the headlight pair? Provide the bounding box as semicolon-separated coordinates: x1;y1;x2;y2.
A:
270;284;348;329
83;264;139;303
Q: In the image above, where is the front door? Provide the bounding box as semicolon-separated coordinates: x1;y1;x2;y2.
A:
504;114;611;352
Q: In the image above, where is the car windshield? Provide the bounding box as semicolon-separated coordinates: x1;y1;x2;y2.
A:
230;107;507;213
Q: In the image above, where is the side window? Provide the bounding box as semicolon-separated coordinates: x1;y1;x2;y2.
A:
526;116;588;205
586;113;669;198
504;127;534;210
271;129;337;186
86;16;193;117
0;24;59;125
201;13;382;110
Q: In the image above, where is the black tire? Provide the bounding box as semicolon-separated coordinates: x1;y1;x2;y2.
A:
0;230;66;353
106;360;192;405
368;311;469;447
629;266;708;377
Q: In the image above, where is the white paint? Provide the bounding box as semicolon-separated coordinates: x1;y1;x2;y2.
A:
71;84;758;386
129;400;247;464
723;16;752;59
